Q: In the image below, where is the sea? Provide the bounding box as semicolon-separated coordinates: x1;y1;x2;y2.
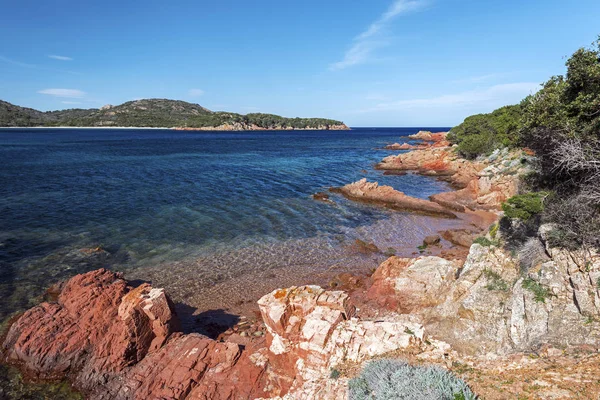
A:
0;127;457;326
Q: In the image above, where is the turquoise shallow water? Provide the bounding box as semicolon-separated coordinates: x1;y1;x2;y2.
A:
0;127;452;320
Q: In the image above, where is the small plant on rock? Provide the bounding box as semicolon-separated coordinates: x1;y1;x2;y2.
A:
522;278;551;303
349;359;477;400
489;223;499;239
330;368;341;380
473;237;498;247
483;269;509;291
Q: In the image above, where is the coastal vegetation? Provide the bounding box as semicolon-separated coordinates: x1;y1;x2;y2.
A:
447;104;522;159
451;37;600;252
0;98;347;130
348;359;476;400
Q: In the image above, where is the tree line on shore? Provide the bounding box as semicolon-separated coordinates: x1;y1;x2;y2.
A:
0;98;345;129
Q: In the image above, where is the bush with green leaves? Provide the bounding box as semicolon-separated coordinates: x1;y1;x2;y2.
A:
501;192;546;221
518;37;600;251
448;104;522;159
349;359;476;400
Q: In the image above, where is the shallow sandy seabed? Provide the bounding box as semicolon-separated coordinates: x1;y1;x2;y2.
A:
125;207;486;330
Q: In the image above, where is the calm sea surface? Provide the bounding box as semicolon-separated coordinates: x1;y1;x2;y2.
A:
0;127;453;321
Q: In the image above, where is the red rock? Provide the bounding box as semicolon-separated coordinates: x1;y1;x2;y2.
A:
331;178;457;218
96;333;267;400
440;229;476;248
311;191;333;203
385;142;415;150
2;269;269;399
423;235;441;246
367;256;458;313
407;130;435;141
352;239;380;254
2;269;172;387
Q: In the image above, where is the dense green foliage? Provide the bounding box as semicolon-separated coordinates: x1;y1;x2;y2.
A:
451;37;600;251
0;99;346;129
501;192;546;221
448;104;522;159
349;359;476;400
518;38;600;250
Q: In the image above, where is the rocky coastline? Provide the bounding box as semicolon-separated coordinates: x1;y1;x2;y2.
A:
173;123;350;131
3;131;599;399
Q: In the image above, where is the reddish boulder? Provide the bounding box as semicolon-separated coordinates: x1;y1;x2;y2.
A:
2;269;269;399
367;256;459;313
385;142;415;150
3;269;177;388
331;178;457;218
441;229;476;248
96;333;266;400
423;235;441;246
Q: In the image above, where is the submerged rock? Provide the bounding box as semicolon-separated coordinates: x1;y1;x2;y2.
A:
312;192;334;204
423;235;441;246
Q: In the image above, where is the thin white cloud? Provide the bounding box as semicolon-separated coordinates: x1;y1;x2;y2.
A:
0;55;81;75
38;88;86;98
330;0;426;70
188;88;205;97
360;82;540;112
0;55;36;68
48;55;73;61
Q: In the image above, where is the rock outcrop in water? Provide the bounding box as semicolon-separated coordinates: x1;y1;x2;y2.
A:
331;178;457;218
376;134;527;211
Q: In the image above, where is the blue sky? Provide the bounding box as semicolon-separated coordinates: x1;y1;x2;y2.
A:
1;0;599;126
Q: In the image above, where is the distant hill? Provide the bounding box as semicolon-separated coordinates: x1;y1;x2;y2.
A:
0;99;349;130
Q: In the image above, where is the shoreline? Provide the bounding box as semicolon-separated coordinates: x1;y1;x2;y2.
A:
5;131;595;399
0;131;506;395
0;125;351;131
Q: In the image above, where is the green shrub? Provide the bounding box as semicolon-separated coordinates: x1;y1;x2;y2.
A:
349;359;477;400
330;368;341;380
488;223;499;239
473;237;498;247
518;38;600;251
483;270;509;291
502;193;547;221
449;104;522;159
522;278;551;303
